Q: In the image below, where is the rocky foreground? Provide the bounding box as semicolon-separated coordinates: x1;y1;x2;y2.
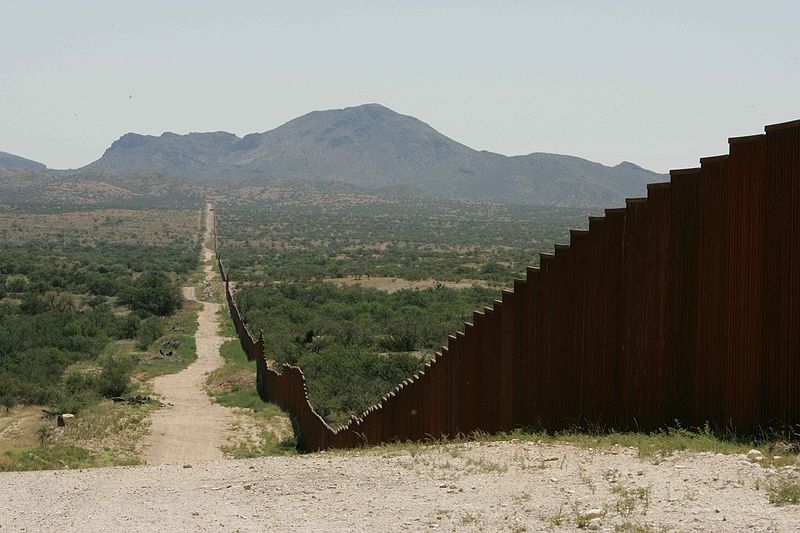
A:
1;440;798;532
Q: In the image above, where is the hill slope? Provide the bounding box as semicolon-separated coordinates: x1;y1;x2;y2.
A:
83;104;665;207
0;168;203;208
0;151;47;172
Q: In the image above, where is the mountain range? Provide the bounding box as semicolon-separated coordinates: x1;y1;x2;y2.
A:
1;104;666;208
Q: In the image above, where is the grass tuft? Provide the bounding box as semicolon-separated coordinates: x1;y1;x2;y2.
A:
767;475;800;506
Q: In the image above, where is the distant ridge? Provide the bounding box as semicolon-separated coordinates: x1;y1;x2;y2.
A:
82;104;665;207
0;151;47;172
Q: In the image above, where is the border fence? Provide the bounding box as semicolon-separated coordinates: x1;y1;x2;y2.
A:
215;119;800;451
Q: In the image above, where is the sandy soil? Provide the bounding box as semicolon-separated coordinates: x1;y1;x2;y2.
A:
139;205;243;464
1;440;798;532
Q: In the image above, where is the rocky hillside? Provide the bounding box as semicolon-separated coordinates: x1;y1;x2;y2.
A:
82;104;666;207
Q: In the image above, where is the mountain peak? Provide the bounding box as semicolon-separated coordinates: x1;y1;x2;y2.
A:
80;104;664;207
345;102;395;113
615;160;644;171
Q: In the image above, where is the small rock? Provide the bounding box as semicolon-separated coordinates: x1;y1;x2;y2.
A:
183;464;192;469
746;449;764;462
244;484;252;490
583;508;603;520
587;518;603;530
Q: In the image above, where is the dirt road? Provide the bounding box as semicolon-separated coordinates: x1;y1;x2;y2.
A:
140;204;237;464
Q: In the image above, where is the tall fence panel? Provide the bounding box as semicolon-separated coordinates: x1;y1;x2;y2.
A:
725;134;766;432
215;119;800;451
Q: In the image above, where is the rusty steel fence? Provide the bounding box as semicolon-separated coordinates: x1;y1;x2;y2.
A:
216;119;800;451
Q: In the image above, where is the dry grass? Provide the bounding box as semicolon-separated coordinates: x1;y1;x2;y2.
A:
57;400;156;460
0;401;154;471
0;406;48;455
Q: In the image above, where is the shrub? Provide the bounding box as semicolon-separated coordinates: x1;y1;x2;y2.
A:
119;271;183;317
136;316;164;350
0;393;15;413
97;355;136;398
19;293;47;315
110;313;140;340
299;346;421;427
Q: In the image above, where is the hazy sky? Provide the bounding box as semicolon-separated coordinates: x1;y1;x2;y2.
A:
1;1;798;172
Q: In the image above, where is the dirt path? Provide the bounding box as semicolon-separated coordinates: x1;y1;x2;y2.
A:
140;204;238;464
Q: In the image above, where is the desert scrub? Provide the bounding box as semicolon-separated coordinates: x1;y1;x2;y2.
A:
206;339;263;409
767;474;800;506
222;429;297;459
134;300;199;381
611;484;652;517
0;443;139;472
0;400;153;471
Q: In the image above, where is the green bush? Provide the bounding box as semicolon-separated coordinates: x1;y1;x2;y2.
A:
119;271;183;317
97;355;137;398
110;313;140;340
19;293;47;315
0;228;198;412
136;316;164;350
0;393;15;412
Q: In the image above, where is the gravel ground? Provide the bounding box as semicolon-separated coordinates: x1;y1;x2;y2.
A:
1;440;798;532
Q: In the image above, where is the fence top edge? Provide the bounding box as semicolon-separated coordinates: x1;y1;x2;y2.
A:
764;118;800;132
670;167;701;176
699;154;730;164
729;133;766;144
